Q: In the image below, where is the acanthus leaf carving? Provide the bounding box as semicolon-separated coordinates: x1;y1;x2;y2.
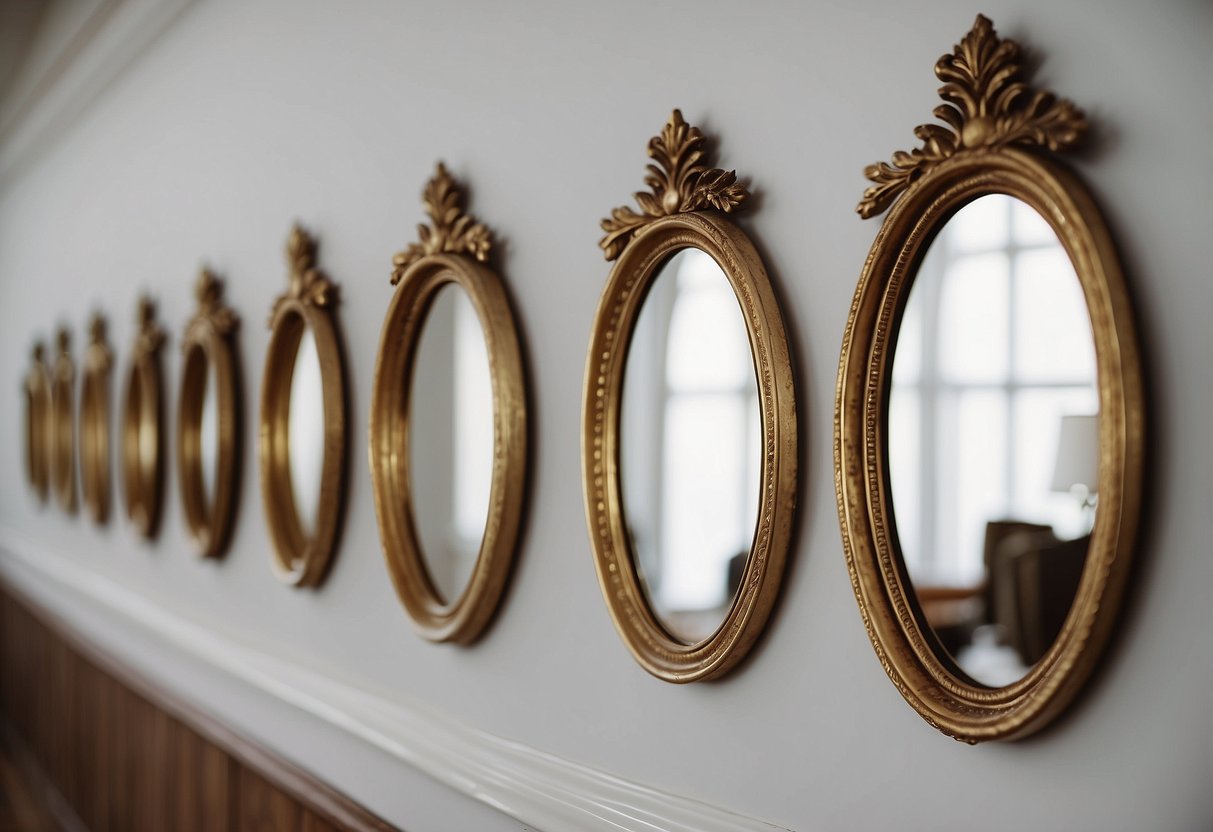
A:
270;223;337;327
857;14;1088;219
187;269;238;346
391;163;493;285
599;109;750;261
135;296;166;356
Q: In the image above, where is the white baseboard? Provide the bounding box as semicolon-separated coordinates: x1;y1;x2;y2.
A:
0;530;786;832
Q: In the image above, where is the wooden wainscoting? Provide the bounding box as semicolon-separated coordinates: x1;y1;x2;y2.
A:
0;582;398;832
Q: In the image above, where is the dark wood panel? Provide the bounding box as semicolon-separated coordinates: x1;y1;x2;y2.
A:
0;582;399;831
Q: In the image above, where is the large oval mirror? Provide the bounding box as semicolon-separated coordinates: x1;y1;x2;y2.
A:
50;327;77;513
370;163;527;644
122;297;166;539
836;16;1143;742
259;224;346;587
408;282;495;605
585;110;796;682
25;342;51;504
621;248;761;645
79;314;113;525
888;194;1098;687
177;269;240;558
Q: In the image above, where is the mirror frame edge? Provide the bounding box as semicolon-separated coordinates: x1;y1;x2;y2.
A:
834;15;1145;742
583;110;798;683
369;163;528;645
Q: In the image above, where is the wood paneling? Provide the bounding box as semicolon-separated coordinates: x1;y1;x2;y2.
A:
0;583;397;831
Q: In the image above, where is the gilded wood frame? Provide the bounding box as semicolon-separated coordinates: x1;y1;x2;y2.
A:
584;110;797;682
370;163;527;644
177;270;240;558
25;342;51;503
79;313;113;525
835;15;1144;742
50;327;76;514
122;297;166;539
259;224;346;587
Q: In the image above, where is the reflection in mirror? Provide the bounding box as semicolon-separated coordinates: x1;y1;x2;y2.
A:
287;325;325;535
199;352;218;517
889;194;1098;686
408;283;494;605
621;248;761;644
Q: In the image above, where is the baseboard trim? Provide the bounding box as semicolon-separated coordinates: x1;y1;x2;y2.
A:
0;531;786;832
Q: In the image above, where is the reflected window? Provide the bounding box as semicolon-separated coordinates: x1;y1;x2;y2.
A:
890;195;1097;589
623;249;760;634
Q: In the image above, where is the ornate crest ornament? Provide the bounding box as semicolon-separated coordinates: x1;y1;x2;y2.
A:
599;109;749;260
133;296;166;359
858;14;1088;219
185;269;238;344
391;163;492;282
270;224;337;326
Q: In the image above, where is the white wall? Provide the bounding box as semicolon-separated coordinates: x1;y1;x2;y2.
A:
1;1;1210;830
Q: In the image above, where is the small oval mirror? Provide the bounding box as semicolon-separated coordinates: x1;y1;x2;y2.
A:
177;269;240;558
409;283;495;605
122;297;165;538
287;325;326;535
889;194;1098;686
621;248;761;644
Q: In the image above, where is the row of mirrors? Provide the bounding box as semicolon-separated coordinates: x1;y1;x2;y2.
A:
19;17;1143;743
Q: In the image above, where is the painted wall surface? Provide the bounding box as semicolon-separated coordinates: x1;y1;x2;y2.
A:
1;1;1210;829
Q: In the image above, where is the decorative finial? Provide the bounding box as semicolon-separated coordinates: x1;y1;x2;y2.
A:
270;223;336;327
89;313;106;345
187;268;237;341
32;341;45;363
390;162;493;284
56;327;70;354
857;15;1087;219
137;295;155;328
599;109;749;261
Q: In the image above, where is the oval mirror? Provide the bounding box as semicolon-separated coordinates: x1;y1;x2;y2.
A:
621;248;761;645
370;163;527;644
408;283;495;605
25;342;51;503
177;269;240;558
50;327;76;513
888;194;1099;687
122;297;166;538
585;110;796;682
259;224;346;587
79;313;113;525
836;16;1143;742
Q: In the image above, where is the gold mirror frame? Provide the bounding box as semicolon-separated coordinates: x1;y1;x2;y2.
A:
122;297;166;539
50;327;76;513
370;163;528;644
835;16;1144;742
80;313;113;525
583;110;797;683
177;270;240;558
259;224;346;587
25;342;51;503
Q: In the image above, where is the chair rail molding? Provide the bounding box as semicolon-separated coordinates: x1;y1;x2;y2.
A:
0;527;788;832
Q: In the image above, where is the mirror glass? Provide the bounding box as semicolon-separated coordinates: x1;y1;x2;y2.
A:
889;194;1098;687
408;283;494;604
621;248;761;645
199;352;218;516
287;324;325;535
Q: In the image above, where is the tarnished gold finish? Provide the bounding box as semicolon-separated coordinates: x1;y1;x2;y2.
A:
177;270;240;558
371;163;527;644
25;342;51;503
79;313;113;525
259;224;346;587
50;327;76;513
122;297;166;539
835;15;1144;742
584;110;797;682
